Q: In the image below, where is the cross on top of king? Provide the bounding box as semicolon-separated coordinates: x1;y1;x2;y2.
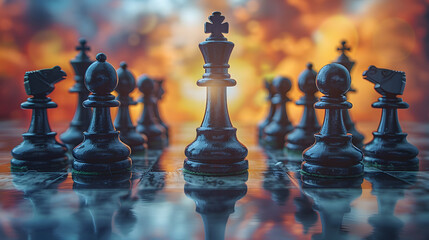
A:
204;11;229;41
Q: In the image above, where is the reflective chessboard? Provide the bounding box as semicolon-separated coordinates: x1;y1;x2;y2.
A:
0;121;428;240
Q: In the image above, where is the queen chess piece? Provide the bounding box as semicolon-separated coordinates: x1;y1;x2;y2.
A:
362;66;419;170
184;12;248;175
11;66;68;171
60;38;93;150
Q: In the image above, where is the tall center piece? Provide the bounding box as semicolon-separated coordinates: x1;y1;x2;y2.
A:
184;12;248;176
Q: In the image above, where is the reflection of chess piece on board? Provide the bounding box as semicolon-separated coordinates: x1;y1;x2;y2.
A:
293;172;318;234
114;62;146;153
11;66;68;171
362;66;419;170
153;78;170;144
138;172;165;202
184;173;247;240
333;40;364;148
184;12;248;175
286;63;320;152
60;38;93;150
263;76;294;149
258;78;275;141
263;164;290;205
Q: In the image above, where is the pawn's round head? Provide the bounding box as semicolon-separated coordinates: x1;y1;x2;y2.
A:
272;76;292;95
298;63;318;94
137;74;154;95
85;53;118;95
116;61;136;95
316;63;350;97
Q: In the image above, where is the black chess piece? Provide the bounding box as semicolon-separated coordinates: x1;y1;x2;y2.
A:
114;62;146;153
258;78;275;141
263;76;294;149
333;40;364;148
286;63;320;152
153;78;170;143
11;66;68;171
72;53;132;182
362;66;419;170
184;12;248;175
301;63;364;178
60;38;93;150
136;75;164;150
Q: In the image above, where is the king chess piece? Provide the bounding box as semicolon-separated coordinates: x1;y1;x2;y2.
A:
183;11;248;175
333;40;364;148
11;66;68;171
153;79;170;144
362;66;419;170
60;38;93;150
114;62;146;153
286;63;320;152
72;53;132;182
257;78;275;142
263;76;294;149
301;63;364;179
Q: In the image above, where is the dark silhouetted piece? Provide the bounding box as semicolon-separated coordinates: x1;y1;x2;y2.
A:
136;75;164;149
362;66;419;170
286;63;320;151
184;11;248;176
263;76;294;149
72;53;132;182
333;40;364;148
153;78;169;144
301;63;364;178
114;62;146;153
258;78;275;141
60;38;93;150
11;66;68;171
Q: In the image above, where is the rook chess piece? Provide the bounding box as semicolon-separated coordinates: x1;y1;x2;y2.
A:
263;76;294;149
184;11;248;175
60;38;93;150
153;79;170;143
301;63;364;178
362;66;419;170
258;78;275;141
114;62;146;153
286;63;320;151
11;66;68;171
72;53;132;181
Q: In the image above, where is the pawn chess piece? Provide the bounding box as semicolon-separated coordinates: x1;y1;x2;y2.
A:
60;38;93;150
333;40;364;148
301;63;364;178
286;63;320;151
263;76;294;149
362;66;419;170
72;53;132;181
114;62;146;153
11;66;68;171
153;78;170;143
184;11;248;175
136;75;164;149
258;78;275;141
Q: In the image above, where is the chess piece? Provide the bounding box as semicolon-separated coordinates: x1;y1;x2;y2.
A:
60;38;93;150
153;78;170;143
263;76;294;149
286;63;320;151
362;66;419;170
136;75;164;149
11;66;68;171
333;40;364;148
114;62;146;153
184;12;248;175
301;63;364;178
258;78;275;141
72;53;132;181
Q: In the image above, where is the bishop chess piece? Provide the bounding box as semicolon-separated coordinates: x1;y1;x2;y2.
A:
301;63;364;178
184;11;248;175
72;53;132;181
114;62;146;153
60;38;93;150
11;66;68;171
136;75;164;149
263;76;294;149
258;78;275;141
362;66;419;170
286;63;320;152
153;78;170;143
333;40;364;148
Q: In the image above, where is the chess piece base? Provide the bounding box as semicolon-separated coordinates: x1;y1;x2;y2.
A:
118;128;146;153
183;159;248;176
286;127;317;152
60;123;87;150
72;158;132;175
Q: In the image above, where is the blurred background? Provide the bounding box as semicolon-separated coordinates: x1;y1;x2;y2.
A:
0;0;428;126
